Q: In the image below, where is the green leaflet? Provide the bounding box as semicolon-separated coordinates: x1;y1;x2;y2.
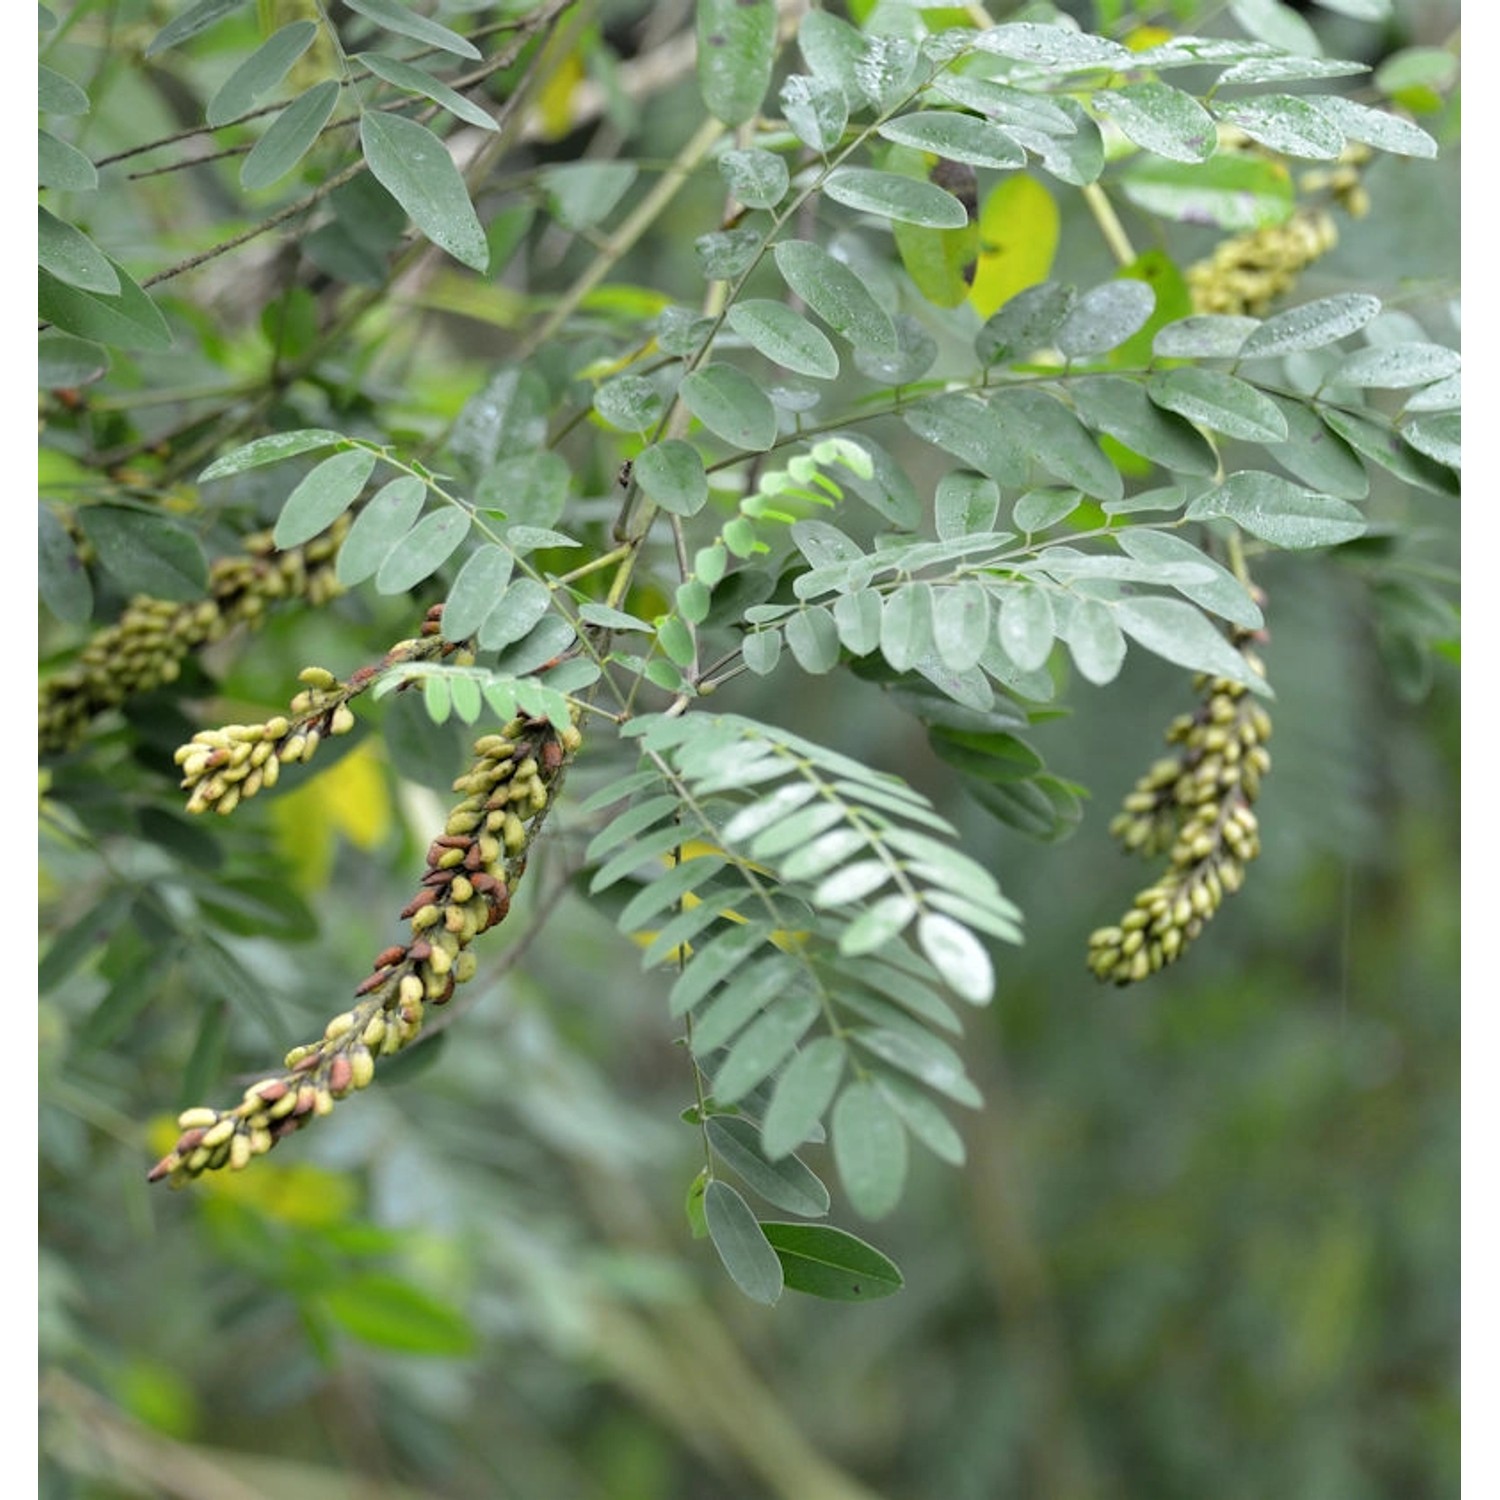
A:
274;449;378;549
761;1222;904;1301
679;364;778;451
357;53;497;132
39;258;171;352
703;1180;783;1304
832;1080;908;1220
1093;82;1217;163
336;476;426;585
207;22;317;126
823;168;969;229
241;80;338;190
773;241;897;355
76;506;207;601
345;0;479;60
375;510;471;594
360;112;489;271
696;0;775;126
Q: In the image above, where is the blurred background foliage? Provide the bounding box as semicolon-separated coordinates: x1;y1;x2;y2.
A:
40;0;1457;1496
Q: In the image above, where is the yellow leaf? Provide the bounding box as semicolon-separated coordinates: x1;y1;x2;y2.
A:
967;175;1060;321
147;1114;359;1226
630;843;807;961
537;49;584;141
1123;25;1174;52
271;739;392;891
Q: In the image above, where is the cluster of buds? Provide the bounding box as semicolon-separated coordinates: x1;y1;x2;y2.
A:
1187;208;1339;317
1087;644;1272;986
40;519;348;754
1187;146;1371;317
173;606;472;816
148;711;583;1186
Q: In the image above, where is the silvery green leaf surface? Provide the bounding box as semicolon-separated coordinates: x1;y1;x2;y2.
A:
697;0;775;126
